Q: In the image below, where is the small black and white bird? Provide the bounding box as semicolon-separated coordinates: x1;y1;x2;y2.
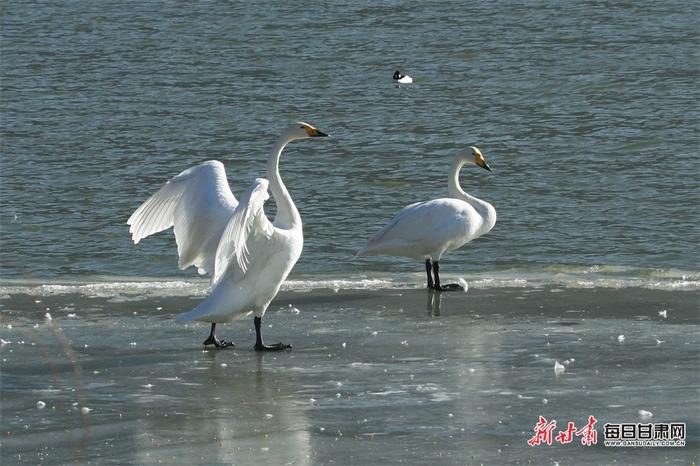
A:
393;70;413;84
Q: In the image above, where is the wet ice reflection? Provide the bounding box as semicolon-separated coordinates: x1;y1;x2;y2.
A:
0;287;698;465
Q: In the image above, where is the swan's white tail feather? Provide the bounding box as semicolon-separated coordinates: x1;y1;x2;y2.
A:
175;303;209;322
176;292;252;323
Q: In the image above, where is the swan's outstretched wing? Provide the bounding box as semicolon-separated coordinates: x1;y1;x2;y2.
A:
213;178;274;286
127;160;238;274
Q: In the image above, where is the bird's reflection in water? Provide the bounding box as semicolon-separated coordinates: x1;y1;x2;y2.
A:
427;290;443;317
131;351;311;466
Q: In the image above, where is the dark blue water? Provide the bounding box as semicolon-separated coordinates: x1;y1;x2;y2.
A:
2;1;698;288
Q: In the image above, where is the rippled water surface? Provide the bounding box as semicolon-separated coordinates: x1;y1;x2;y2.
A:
2;1;698;284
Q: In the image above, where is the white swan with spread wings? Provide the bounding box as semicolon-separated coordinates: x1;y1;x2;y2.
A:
128;122;329;350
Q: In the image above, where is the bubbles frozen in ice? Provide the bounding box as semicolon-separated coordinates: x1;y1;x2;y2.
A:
554;361;565;374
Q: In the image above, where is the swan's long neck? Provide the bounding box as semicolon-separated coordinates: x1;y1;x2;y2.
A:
267;137;300;230
447;158;496;229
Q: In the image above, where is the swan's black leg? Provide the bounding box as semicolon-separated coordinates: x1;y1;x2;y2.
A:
432;261;442;291
425;259;435;289
254;316;291;351
203;323;234;348
432;261;465;291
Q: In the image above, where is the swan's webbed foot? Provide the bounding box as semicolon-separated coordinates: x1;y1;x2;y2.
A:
254;342;292;352
203;335;235;348
435;283;465;292
253;316;291;352
427;261;463;292
203;323;234;348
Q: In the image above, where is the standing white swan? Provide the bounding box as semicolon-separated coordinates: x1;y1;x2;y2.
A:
127;122;329;350
356;146;496;291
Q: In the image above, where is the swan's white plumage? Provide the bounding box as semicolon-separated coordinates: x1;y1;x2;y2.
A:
359;199;485;260
128;122;329;327
127;160;238;275
357;146;496;261
213;178;272;285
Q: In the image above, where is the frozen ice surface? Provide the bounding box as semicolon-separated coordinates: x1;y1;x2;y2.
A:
0;287;698;465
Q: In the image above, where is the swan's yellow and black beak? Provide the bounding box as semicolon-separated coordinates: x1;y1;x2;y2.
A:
474;152;493;172
302;124;329;138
